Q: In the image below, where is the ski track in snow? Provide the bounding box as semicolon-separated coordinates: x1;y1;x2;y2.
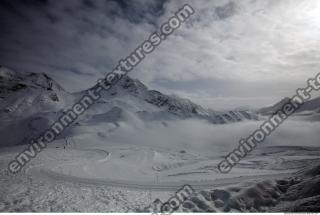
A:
1;144;320;212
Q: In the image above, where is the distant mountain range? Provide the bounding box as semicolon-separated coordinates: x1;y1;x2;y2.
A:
258;96;320;115
0;66;258;147
1;65;318;148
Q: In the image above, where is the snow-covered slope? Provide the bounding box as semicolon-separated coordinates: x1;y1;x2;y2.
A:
258;97;292;115
258;96;320;115
0;66;258;147
0;66;76;147
80;75;258;124
0;66;74;115
0;66;318;212
298;97;320;112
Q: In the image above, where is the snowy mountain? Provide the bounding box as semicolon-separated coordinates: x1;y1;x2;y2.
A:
0;66;77;147
0;66;74;116
81;75;258;123
258;96;320;115
0;66;258;147
1;66;319;213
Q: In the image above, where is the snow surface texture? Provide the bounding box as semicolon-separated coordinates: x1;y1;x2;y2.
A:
0;66;320;212
144;163;320;212
1;148;320;212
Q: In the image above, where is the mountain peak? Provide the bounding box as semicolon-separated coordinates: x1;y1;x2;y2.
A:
0;67;260;147
0;66;65;96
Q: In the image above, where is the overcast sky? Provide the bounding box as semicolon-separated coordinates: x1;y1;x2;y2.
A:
1;0;320;109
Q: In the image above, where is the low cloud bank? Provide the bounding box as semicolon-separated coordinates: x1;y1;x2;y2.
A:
106;117;320;156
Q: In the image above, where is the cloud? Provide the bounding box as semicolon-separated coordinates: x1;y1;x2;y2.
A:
0;0;320;109
102;115;320;157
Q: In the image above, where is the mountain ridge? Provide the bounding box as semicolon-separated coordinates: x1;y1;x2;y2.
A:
0;66;258;147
